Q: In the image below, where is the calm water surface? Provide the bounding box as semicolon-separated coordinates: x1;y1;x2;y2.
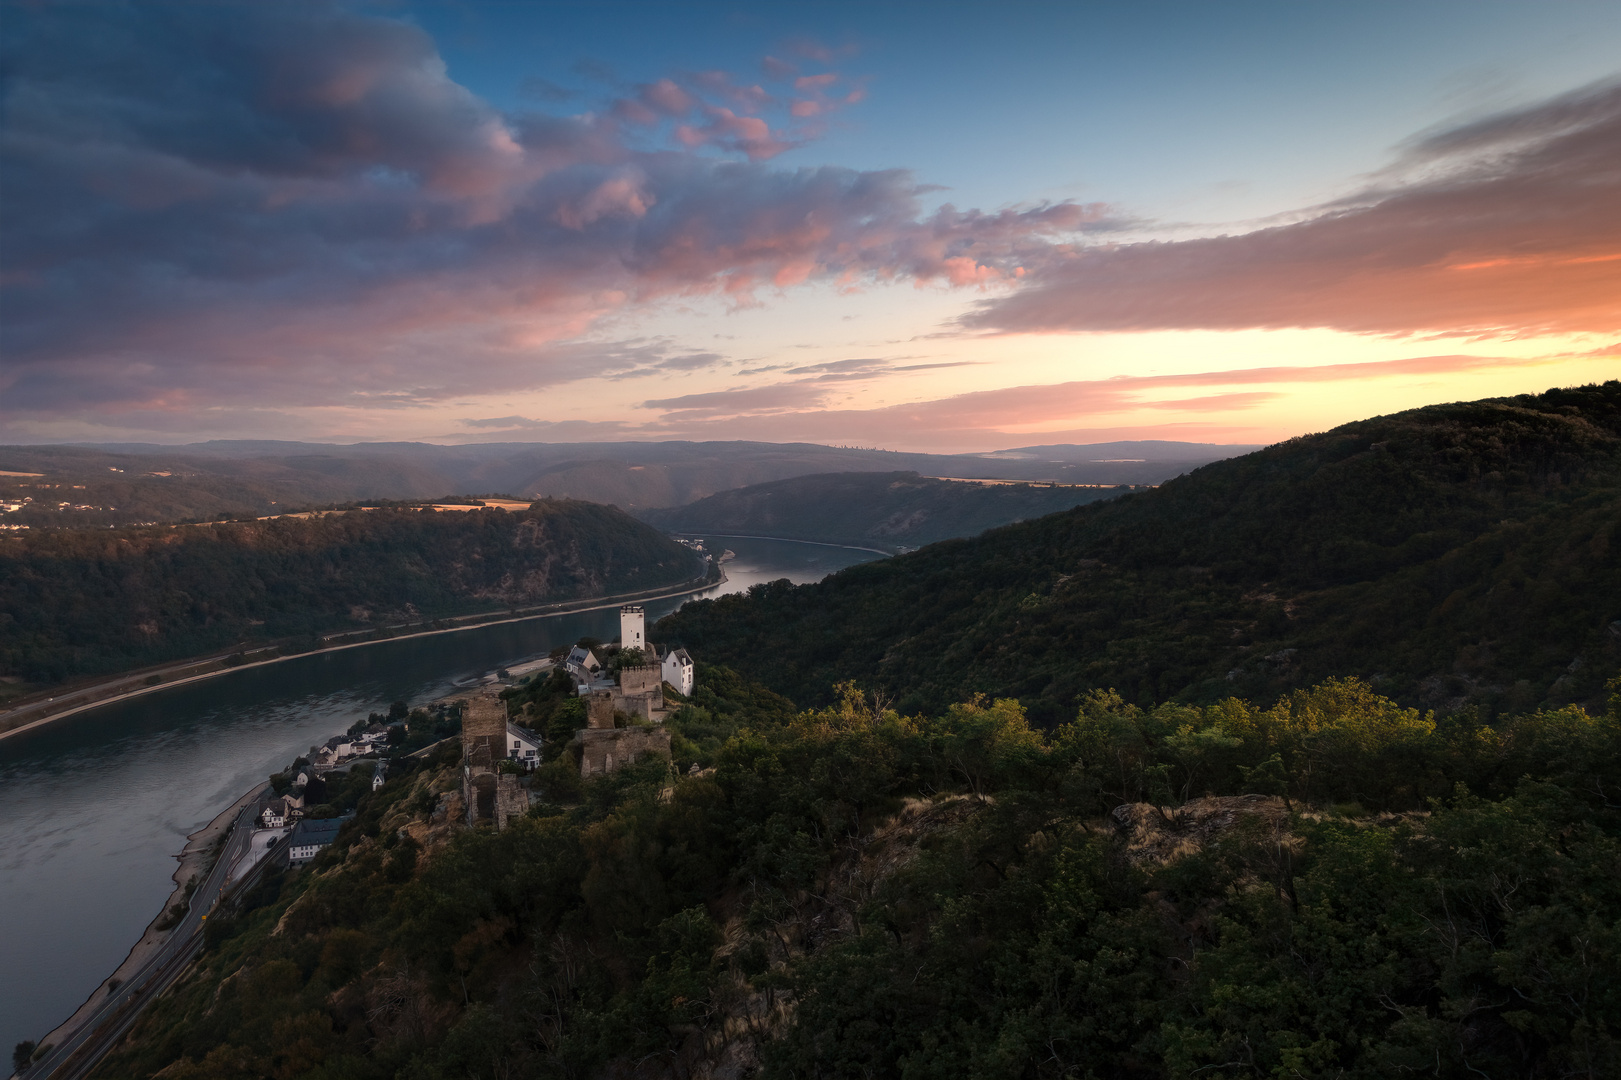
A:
0;536;878;1054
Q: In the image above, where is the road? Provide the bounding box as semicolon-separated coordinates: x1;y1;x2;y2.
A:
27;785;276;1080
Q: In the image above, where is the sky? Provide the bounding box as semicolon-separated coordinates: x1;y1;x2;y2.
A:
1;0;1617;452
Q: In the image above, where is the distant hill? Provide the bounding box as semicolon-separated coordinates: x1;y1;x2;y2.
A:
0;439;1253;527
657;382;1621;722
0;501;702;684
638;471;1142;551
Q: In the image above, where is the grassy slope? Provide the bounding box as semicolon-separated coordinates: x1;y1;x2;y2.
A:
637;471;1140;550
0;501;702;683
656;383;1621;721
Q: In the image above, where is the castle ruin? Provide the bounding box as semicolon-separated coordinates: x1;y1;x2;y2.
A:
460;693;527;829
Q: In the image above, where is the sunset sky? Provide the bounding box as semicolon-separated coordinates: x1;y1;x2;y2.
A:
2;0;1617;451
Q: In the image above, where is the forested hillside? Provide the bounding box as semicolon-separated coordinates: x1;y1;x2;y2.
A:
658;383;1621;721
87;669;1621;1079
0;502;701;683
638;472;1139;551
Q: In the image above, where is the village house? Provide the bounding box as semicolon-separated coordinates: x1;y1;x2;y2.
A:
260;793;304;829
660;646;694;696
563;644;602;680
507;723;542;769
287;816;348;864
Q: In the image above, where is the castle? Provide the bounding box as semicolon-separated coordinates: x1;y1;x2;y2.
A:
564;606;677;777
459;606;690;812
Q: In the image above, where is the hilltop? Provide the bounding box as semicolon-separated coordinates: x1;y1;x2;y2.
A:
637;471;1142;551
0;439;1251;528
0;501;702;685
83;670;1621;1080
657;383;1621;720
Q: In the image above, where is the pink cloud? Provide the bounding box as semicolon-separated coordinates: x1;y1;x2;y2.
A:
967;80;1621;339
1142;392;1281;412
675;107;797;160
784;38;835;63
553;173;654;229
688;70;774;113
642;78;694;115
637;352;1571;438
794;73;840;91
0;3;1113;422
761;55;797;81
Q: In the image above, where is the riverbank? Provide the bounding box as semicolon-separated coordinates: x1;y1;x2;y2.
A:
667;531;896;557
31;781;268;1061
0;569;724;744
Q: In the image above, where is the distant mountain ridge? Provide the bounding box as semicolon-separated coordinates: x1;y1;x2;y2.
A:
638;471;1144;551
0;439;1255;527
657;382;1621;721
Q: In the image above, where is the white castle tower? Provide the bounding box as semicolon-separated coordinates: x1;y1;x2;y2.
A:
619;605;645;651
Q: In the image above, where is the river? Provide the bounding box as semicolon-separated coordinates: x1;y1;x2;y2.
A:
0;536;879;1057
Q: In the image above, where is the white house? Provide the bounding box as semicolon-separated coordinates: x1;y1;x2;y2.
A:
371;763;386;791
260;804;285;828
287;817;347;864
507;723;542;769
564;645;602;677
661;647;695;696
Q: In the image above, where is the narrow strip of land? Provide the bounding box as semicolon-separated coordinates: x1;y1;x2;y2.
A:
0;569;723;744
666;531;896;557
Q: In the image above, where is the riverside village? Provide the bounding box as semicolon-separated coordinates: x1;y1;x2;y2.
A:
223;605;695;880
13;606;706;1077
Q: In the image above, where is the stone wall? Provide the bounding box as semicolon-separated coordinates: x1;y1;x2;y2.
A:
494;774;527;830
578;726;671;778
462;693;507;751
462;692;516;828
619;662;662;697
586;688;616;729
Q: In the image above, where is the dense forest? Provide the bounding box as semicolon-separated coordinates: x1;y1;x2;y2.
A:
658;383;1621;721
87;665;1620;1079
638;472;1140;551
0;502;701;684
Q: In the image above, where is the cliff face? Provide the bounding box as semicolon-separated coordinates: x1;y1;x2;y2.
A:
0;500;701;682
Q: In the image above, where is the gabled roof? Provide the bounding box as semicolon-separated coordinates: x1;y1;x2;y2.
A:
289;816;347;846
507;722;541;746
